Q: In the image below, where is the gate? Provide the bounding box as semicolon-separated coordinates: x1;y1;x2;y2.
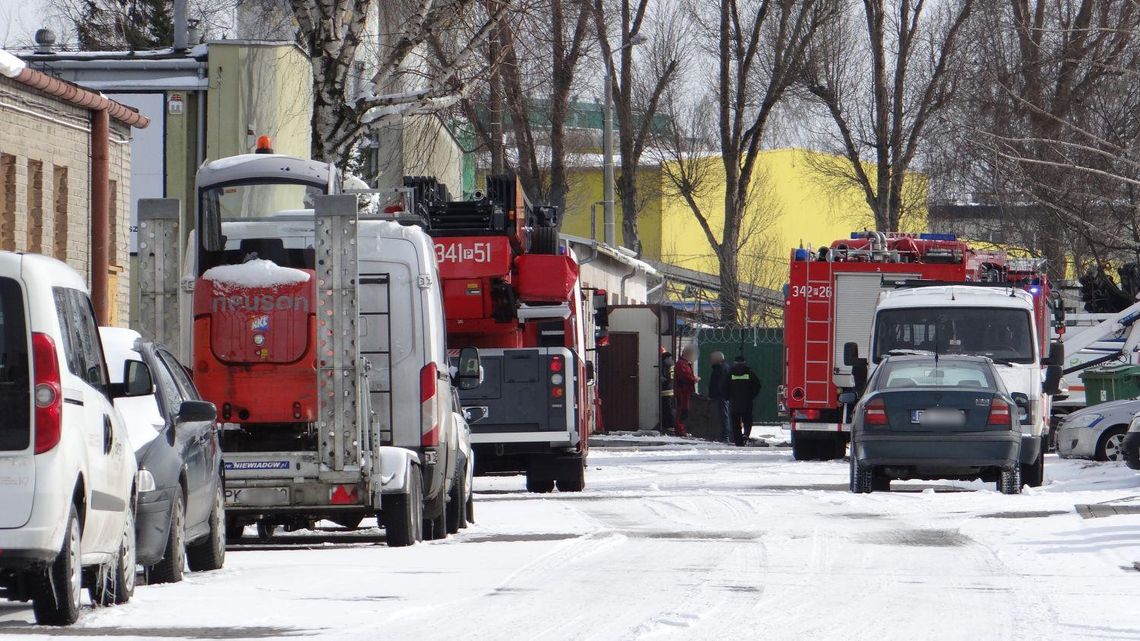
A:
691;327;784;423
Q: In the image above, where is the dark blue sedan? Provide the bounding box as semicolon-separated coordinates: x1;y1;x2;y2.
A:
846;354;1024;494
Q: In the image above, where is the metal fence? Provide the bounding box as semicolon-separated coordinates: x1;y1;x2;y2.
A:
687;327;784;423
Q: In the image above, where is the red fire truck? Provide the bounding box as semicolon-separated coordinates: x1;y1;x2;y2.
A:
781;231;1060;464
408;175;602;493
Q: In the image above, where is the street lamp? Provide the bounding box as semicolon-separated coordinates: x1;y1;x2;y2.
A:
603;33;647;248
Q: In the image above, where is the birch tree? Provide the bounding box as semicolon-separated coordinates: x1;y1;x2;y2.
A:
296;0;509;165
801;0;974;232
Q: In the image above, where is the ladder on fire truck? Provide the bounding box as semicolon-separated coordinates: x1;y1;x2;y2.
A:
802;259;834;405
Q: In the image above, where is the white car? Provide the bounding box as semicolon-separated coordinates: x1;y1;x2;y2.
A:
0;253;142;625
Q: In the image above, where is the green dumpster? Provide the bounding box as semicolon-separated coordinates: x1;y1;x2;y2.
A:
1079;364;1140;406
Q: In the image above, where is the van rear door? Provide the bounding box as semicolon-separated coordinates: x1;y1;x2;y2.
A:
0;276;34;528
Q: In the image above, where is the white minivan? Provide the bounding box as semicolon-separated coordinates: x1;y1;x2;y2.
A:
0;253;140;625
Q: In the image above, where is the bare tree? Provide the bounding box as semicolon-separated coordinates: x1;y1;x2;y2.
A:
946;0;1140;282
656;0;831;325
801;0;974;232
593;0;682;253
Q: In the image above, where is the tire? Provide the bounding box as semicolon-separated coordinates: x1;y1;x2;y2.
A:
465;492;475;525
849;455;872;494
225;517;246;542
89;504;136;606
871;471;891;492
256;522;277;541
530;227;559;255
32;506;82;626
187;484;226;572
555;457;586;493
525;469;555;494
446;472;466;535
1096;427;1128;462
384;465;423;547
1021;437;1046;488
792;434;816;461
148;491;185;584
999;465;1023;495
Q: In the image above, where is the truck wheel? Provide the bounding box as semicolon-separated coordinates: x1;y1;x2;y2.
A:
148;491;185;584
525;469;555;493
792;434;813;461
225;517;246;542
422;487;447;541
555;458;586;493
187;484;227;572
998;465;1022;495
32;507;82;625
1021;438;1045;488
384;465;423;547
446;471;466;535
90;504;136;606
466;492;475;525
871;471;891;492
256;522;277;541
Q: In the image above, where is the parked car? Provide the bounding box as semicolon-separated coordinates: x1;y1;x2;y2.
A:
1122;412;1140;470
1055;398;1140;462
846;354;1024;494
0;253;142;625
99;327;225;583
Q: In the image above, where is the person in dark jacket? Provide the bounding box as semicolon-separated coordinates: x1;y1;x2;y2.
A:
660;350;676;435
728;355;762;446
707;351;730;443
674;345;699;438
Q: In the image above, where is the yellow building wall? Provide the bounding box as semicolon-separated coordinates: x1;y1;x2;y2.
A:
205;43;313;161
561;148;928;289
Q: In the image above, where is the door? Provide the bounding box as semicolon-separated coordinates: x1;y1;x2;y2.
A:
156;347;214;527
55;288;127;554
599;332;639;431
0;276;33;529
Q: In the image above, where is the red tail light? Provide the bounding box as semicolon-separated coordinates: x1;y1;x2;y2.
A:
988;398;1012;427
864;398;888;426
32;333;62;454
420;363;439;446
549;356;563;373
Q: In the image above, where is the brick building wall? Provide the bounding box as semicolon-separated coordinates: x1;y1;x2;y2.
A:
0;75;133;325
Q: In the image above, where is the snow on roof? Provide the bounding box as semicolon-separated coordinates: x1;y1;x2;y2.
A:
0;50;27;78
203;259;310;288
561;234;659;275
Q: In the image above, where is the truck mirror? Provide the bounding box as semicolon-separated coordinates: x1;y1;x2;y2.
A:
456;347;482;390
843;342;859;367
852;361;869;391
1043;364;1063;395
1046;342;1064;367
838;391;858;405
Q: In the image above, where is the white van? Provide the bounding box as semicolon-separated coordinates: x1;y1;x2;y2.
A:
0;253;140;625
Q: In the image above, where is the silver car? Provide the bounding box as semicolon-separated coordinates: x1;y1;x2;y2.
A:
1056;399;1140;461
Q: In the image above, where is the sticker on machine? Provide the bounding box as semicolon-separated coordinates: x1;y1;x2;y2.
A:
250;315;270;331
225;460;290;471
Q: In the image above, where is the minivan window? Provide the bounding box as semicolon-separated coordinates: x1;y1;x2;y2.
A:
0;278;29;451
52;288;109;391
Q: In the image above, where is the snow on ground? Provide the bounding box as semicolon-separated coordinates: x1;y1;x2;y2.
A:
2;447;1139;640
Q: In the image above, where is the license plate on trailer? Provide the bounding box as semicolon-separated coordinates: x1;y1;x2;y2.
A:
912;409;965;425
225;487;289;507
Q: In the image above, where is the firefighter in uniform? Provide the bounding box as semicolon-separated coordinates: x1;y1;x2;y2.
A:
660;350;676;435
728;355;762;446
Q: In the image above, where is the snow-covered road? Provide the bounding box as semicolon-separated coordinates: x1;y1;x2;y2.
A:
3;443;1140;640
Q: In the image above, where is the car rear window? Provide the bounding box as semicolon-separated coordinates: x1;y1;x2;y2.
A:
0;277;30;451
878;359;997;390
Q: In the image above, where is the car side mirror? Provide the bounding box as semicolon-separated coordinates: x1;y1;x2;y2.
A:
177;399;217;423
1043;365;1063;396
112;360;152;399
1045;342;1064;367
843;342;859;367
838;391;858;405
456;347;482;390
